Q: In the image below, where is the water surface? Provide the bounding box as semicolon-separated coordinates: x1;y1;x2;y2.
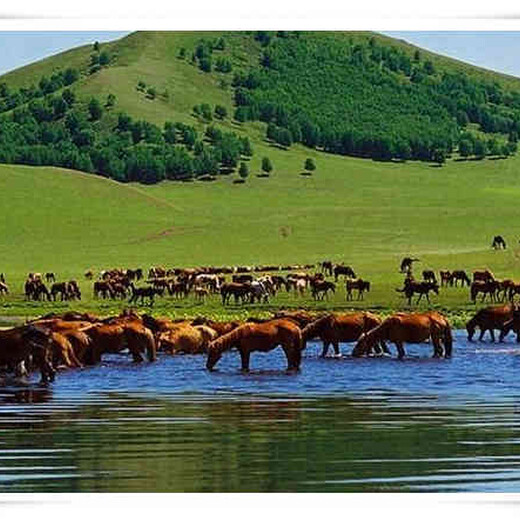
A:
2;330;520;492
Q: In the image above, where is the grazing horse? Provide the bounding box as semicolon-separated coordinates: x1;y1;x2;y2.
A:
0;325;56;383
470;280;499;303
400;257;419;274
492;235;507;250
496;279;515;302
311;280;336;300
221;282;251;305
84;320;156;365
0;281;9;295
466;304;514;342
345;279;370;301
422;270;437;283
158;325;218;355
45;272;56;283
128;284;162;305
206;319;303;372
450;270;471;287
333;265;356;281
353;312;452;359
93;281;114;299
51;282;69;301
439;270;451;287
302;312;386;357
473;269;495;283
320;261;334;276
396;280;439;305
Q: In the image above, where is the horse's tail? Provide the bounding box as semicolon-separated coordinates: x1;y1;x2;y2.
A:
301;314;331;343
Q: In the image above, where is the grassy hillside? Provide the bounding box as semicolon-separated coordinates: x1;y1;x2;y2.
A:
2;32;520;321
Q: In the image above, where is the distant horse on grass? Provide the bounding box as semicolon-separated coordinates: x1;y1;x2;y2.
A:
206;319;302;372
470;280;499;303
396;280;439;305
345;279;370;301
492;235;507;250
450;270;471;287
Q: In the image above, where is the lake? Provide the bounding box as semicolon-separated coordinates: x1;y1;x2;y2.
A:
2;330;520;492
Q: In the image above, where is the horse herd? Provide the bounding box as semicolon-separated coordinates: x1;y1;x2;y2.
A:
3;299;520;385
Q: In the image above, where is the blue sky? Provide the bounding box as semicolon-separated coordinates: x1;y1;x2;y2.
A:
0;32;129;75
383;31;520;78
1;31;520;78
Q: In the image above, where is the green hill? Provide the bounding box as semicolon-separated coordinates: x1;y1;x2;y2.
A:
1;32;520;319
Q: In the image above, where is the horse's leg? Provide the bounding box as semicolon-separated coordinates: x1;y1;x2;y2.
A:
490;329;496;343
239;349;250;372
332;341;341;358
395;341;405;360
320;342;330;358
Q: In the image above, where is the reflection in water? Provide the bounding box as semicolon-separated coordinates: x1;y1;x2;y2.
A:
1;331;520;492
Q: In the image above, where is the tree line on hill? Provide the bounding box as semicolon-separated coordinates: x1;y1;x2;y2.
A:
229;32;519;162
0;86;253;184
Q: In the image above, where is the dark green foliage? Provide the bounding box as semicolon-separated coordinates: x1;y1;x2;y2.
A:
93;41;100;52
194;103;212;121
304;158;316;171
262;156;273;174
215;57;232;73
146;87;157;100
199;57;212;73
106;93;116;108
163;122;177;144
88;98;103;121
137;80;146;92
474;138;488;160
230;33;520;163
99;51;111;66
178;47;187;59
238;161;249;179
458;138;473;158
214;104;227;119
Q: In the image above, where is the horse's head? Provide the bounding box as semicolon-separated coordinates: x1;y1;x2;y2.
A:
352;333;369;357
206;342;223;371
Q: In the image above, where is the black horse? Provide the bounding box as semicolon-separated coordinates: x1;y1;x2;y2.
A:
400;257;420;274
492;235;507;249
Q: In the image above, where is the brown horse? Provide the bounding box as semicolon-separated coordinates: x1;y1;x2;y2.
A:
158;325;217;354
473;269;495;283
0;281;9;295
0;325;56;383
353;312;452;359
450;270;471;287
84;320;156;365
466;304;514;342
302;312;386;357
470;280;499;303
206;319;302;372
439;270;451;287
333;265;356;281
396;280;439;305
220;282;251;304
310;280;336;300
345;279;370;301
190;317;242;337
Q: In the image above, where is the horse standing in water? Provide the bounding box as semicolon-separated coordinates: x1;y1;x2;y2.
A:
206;319;302;372
352;312;452;359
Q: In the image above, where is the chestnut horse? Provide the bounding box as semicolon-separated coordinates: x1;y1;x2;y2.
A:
206;319;302;372
302;312;387;357
353;312;452;359
158;325;217;354
466;304;514;342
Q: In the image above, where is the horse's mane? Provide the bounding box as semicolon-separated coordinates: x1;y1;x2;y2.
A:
209;325;247;353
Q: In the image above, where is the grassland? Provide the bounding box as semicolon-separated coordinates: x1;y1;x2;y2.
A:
2;31;520;326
